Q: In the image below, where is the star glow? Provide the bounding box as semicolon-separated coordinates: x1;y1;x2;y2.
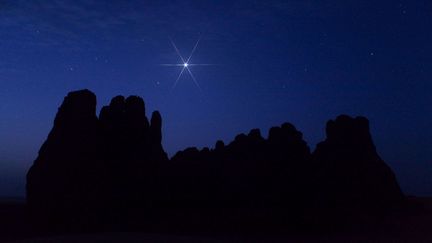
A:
161;36;213;92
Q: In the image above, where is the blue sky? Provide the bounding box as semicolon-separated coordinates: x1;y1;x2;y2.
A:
0;0;431;197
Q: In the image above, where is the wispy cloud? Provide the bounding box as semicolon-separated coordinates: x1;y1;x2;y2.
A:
0;0;154;49
0;0;346;53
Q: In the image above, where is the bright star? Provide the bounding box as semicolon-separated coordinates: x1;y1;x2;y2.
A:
161;36;214;92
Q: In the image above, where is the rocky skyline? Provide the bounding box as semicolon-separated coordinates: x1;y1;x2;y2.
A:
27;90;403;231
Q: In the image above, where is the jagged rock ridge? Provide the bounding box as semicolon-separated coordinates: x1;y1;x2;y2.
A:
26;89;404;231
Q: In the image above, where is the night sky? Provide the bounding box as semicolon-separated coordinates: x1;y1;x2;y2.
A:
0;0;431;197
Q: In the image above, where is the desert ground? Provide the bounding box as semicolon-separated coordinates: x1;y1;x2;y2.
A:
0;197;431;243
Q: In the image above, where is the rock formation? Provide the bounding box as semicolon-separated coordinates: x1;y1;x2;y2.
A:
26;90;404;231
26;90;105;229
311;115;404;218
26;90;167;230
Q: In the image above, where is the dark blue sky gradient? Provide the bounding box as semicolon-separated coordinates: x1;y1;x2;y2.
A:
0;0;431;197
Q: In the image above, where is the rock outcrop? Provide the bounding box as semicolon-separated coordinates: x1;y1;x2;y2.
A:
26;90;167;230
169;122;310;210
311;115;404;223
26;90;105;229
26;90;404;231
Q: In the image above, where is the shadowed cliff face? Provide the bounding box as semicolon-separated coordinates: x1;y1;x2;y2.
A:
26;90;167;229
26;90;404;231
312;115;404;214
168;123;311;212
26;90;104;228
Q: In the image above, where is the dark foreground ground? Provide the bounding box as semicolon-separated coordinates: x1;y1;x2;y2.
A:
1;197;431;243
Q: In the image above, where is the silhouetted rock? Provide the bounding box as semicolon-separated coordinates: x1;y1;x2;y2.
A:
26;90;405;232
215;140;225;151
26;89;105;230
169;124;311;226
27;90;168;230
311;115;404;223
149;111;168;161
